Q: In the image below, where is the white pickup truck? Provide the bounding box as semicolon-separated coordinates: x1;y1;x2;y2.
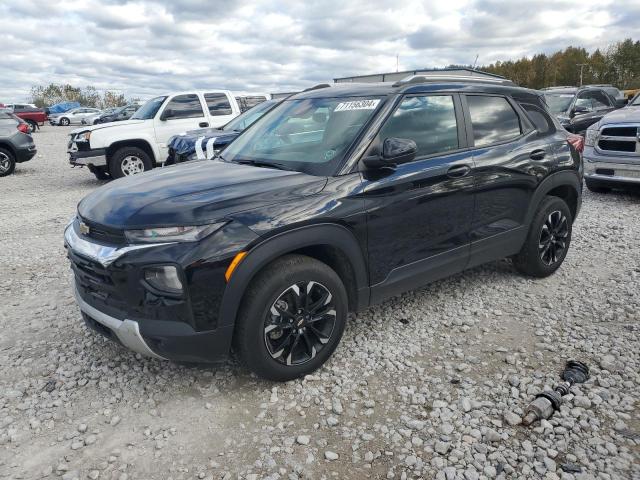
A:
68;90;270;179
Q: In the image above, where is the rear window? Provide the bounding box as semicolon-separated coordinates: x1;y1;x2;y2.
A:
467;95;522;147
520;103;555;134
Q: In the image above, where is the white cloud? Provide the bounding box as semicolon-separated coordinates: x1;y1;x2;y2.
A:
0;0;636;102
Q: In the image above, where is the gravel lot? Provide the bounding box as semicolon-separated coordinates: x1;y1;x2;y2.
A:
1;125;639;480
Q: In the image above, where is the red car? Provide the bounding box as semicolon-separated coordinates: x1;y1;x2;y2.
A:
10;105;48;132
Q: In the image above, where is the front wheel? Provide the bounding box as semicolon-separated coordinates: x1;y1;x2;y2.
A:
108;147;152;178
233;254;348;381
60;117;70;126
513;196;573;278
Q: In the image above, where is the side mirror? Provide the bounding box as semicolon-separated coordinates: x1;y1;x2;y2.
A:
363;137;417;168
615;98;627;108
571;105;589;117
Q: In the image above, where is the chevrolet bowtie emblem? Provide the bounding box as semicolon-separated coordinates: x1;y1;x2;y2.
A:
79;222;90;235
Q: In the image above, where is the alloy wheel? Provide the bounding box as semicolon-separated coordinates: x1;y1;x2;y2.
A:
264;281;337;366
539;210;568;266
0;152;11;174
121;155;145;175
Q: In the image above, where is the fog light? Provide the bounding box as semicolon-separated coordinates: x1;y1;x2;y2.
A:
144;266;183;295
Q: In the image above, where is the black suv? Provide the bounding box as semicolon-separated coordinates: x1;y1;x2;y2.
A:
64;77;582;380
542;85;622;134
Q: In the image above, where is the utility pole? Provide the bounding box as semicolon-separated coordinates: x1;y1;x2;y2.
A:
576;63;588;86
396;54;399;73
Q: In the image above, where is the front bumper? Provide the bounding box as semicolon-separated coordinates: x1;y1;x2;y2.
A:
75;287;165;359
584;147;640;185
69;148;107;167
63;220;247;363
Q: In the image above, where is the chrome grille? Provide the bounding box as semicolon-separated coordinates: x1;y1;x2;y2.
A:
597;124;639;155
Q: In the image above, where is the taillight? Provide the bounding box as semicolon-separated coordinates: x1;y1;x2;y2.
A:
17;123;29;134
567;134;584;154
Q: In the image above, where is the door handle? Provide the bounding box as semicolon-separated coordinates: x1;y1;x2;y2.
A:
530;149;546;160
199;122;209;128
446;164;471;178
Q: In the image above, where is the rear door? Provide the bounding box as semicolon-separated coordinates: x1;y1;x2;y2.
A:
362;94;475;301
203;92;238;128
464;94;555;268
154;93;207;159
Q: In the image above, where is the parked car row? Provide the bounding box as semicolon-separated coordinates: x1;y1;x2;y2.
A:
63;75;586;380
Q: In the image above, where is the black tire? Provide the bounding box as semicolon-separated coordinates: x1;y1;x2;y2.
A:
513;196;573;278
60;117;70;126
25;120;37;133
233;254;348;381
0;147;16;177
88;165;110;180
585;179;611;193
108;147;153;179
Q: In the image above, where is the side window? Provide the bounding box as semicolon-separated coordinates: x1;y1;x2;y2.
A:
377;95;459;158
590;91;612;110
467;95;521;147
575;95;593;111
520;103;555;134
205;93;233;116
163;94;204;120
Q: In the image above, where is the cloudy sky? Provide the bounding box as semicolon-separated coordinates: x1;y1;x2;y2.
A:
0;0;637;102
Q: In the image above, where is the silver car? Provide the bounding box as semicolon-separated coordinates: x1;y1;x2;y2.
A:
584;94;640;192
49;108;102;126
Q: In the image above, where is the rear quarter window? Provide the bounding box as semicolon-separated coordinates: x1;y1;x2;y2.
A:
519;103;556;134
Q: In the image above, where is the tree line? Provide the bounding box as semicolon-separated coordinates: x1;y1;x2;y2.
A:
477;39;640;90
29;84;137;109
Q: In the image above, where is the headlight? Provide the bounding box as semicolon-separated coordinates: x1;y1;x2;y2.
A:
144;266;183;295
125;222;225;243
75;131;91;142
584;128;599;147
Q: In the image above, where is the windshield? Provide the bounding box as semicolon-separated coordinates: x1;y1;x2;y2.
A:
544;93;575;115
221;96;383;176
131;96;167;120
223;100;276;132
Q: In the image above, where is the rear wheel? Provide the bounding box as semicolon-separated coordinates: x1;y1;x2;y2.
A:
585;179;611;193
25;120;37;133
233;254;348;381
513;196;573;278
0;148;16;177
108;147;152;178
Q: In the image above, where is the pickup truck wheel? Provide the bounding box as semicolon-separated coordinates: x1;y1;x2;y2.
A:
0;148;16;177
60;117;70;126
25;120;37;133
513;196;573;278
585;179;610;193
233;254;348;381
88;165;110;180
108;147;152;178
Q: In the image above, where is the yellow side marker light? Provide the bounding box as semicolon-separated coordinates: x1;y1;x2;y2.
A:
225;251;247;282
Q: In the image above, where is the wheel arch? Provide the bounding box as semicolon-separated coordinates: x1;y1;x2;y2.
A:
106;139;157;166
525;171;582;225
0;142;17;158
218;223;370;330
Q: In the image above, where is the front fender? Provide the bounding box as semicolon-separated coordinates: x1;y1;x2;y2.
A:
218;223;369;329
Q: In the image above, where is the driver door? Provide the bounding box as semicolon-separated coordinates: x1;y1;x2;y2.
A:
361;94;475;302
154;93;207;160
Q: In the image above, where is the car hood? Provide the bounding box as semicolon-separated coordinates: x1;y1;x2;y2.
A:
78;160;328;229
70;119;147;134
597;106;640;126
169;129;238;155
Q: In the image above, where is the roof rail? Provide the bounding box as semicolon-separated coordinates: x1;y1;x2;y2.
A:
392;74;516;87
303;83;331;92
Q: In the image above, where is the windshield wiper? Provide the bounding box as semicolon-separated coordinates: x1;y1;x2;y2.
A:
233;159;292;171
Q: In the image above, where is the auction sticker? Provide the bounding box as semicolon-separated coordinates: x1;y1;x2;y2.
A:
335;99;380;111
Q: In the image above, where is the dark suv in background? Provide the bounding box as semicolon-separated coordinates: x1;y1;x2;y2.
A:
65;76;582;380
542;85;622;134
